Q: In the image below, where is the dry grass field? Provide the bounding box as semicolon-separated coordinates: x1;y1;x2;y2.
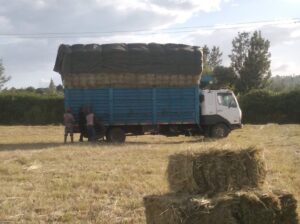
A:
0;124;299;223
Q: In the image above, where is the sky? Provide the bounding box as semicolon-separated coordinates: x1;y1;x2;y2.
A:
0;0;300;88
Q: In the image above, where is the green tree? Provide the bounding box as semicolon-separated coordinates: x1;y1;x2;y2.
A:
202;45;212;74
229;32;250;77
238;31;271;93
48;79;56;94
212;66;236;88
208;46;223;70
0;60;11;90
229;31;271;93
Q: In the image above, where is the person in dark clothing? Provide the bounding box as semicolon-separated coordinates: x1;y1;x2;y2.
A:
78;107;87;142
86;109;96;142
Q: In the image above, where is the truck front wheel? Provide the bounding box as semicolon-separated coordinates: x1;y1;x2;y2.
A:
210;123;229;138
106;127;126;143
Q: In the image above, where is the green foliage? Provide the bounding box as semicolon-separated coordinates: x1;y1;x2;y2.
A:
202;45;223;75
239;89;300;124
238;31;271;93
0;92;64;125
208;46;223;69
230;31;271;93
212;66;236;89
48;79;56;94
229;32;250;76
0;60;11;90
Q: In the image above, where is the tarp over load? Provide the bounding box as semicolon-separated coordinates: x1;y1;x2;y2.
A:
53;43;203;88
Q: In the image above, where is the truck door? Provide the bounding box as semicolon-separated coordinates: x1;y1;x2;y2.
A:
215;92;241;125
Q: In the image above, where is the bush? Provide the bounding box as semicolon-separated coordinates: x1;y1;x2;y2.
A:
239;89;300;124
0;92;64;125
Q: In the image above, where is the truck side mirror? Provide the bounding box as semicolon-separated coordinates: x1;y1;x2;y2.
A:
199;95;204;103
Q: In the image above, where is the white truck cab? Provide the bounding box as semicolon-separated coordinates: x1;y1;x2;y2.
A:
200;89;242;138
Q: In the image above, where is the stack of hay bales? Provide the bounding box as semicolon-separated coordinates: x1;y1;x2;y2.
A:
144;148;298;224
53;43;202;88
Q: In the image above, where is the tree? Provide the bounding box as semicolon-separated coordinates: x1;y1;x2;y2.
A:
229;32;250;77
229;31;271;93
237;31;271;92
212;66;236;88
48;79;56;94
208;46;223;70
26;86;35;92
202;45;212;74
0;60;11;90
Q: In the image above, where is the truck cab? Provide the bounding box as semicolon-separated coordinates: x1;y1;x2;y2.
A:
200;89;242;138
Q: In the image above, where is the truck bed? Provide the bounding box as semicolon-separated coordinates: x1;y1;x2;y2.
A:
64;87;200;126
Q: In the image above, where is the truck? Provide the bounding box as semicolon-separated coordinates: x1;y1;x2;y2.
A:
54;43;242;143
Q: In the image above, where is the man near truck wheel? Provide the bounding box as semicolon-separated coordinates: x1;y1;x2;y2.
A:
64;108;75;143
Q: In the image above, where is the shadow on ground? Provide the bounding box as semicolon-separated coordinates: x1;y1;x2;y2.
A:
0;137;215;151
0;142;67;151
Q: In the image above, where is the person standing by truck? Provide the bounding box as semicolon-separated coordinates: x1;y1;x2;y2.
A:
64;108;75;143
78;107;87;142
86;109;96;142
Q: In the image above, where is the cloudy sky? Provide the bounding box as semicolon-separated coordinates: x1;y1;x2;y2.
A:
0;0;300;88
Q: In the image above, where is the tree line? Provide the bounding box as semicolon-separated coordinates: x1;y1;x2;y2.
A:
202;30;275;94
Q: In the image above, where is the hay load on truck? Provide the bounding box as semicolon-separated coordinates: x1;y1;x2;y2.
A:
54;43;242;143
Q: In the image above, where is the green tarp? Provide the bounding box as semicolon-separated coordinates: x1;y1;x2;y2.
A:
54;43;203;76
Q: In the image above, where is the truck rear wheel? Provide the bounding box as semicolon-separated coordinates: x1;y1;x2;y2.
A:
106;127;126;143
210;123;229;138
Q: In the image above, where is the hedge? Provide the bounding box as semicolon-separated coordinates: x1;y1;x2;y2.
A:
0;93;64;125
239;89;300;124
0;90;299;125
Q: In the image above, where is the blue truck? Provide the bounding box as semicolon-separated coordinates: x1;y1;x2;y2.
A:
55;43;242;142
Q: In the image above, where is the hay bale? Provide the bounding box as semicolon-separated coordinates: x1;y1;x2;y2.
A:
167;148;266;195
144;191;297;224
274;191;299;224
62;73;200;88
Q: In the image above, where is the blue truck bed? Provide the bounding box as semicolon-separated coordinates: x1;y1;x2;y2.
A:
64;87;200;126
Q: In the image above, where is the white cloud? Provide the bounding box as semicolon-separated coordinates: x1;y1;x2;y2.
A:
0;0;300;88
291;29;300;38
0;16;13;32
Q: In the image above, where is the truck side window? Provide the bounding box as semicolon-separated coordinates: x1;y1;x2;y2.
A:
217;93;237;108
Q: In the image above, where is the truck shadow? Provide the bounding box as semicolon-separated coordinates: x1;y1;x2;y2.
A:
0;138;217;151
0;143;67;151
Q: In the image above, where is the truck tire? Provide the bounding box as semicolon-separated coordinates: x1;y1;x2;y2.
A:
210;123;229;138
106;127;126;143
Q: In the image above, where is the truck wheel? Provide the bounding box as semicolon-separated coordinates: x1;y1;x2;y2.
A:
210;123;229;138
106;127;126;143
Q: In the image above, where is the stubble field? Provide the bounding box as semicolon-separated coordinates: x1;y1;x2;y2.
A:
0;124;299;223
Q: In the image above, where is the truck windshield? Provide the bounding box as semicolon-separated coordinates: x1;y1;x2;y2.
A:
217;93;237;108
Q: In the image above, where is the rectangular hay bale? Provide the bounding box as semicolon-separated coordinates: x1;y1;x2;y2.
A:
144;191;298;224
167;148;267;195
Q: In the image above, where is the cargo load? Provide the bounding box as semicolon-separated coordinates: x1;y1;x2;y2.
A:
53;43;203;88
